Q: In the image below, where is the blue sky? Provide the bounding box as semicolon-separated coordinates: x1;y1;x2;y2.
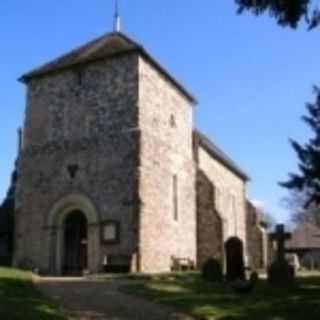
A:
1;0;319;223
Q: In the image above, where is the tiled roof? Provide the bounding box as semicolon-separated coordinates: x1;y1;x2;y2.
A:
287;218;320;249
194;129;250;181
20;32;196;104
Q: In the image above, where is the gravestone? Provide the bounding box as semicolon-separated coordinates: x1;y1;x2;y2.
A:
201;258;223;282
268;224;294;284
271;224;291;262
225;237;245;281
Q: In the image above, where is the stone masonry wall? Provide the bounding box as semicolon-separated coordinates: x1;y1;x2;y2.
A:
15;53;141;272
246;201;266;269
138;57;196;273
196;146;247;258
196;169;223;268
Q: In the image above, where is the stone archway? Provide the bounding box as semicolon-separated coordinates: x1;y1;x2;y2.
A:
45;194;101;275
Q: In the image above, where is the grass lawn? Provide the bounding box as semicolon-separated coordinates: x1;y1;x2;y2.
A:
0;267;67;320
124;272;320;320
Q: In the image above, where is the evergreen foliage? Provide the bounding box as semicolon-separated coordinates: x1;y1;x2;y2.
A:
280;87;320;207
235;0;320;29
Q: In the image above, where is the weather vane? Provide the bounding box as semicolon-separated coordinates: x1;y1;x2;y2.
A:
113;0;121;32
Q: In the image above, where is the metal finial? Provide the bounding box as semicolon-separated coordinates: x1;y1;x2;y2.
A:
113;0;121;32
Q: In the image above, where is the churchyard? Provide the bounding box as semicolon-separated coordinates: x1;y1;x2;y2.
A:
123;271;320;320
0;267;66;320
1;267;320;319
121;225;319;319
1;223;320;319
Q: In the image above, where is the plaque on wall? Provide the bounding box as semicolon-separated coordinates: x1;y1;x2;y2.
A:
101;221;119;243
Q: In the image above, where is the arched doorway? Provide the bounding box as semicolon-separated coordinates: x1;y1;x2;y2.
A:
63;210;87;274
46;194;101;275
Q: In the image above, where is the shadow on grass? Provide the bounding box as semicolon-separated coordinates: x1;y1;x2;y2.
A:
89;270;199;282
0;268;66;320
124;275;320;320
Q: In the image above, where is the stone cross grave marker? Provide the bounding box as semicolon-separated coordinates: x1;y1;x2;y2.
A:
270;224;291;261
268;224;294;284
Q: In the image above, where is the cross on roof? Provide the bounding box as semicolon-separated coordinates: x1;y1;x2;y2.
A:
271;224;291;261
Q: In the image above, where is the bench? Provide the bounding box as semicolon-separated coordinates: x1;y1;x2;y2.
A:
102;254;131;273
171;256;195;271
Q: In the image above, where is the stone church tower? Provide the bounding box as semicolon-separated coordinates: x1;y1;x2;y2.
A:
14;32;197;274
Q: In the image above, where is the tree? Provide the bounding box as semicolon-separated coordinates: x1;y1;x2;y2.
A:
280;87;320;208
0;163;17;265
235;0;320;30
280;190;312;224
264;210;277;231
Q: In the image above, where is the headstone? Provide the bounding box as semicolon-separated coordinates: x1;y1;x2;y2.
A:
201;258;223;282
268;224;294;284
225;237;245;281
271;224;291;261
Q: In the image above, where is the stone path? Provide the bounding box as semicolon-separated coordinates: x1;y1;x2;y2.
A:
33;276;195;320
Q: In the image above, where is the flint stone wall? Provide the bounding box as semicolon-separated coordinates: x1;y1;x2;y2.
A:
246;201;268;269
195;145;247;259
196;169;223;268
138;57;196;273
15;53;140;272
15;50;197;274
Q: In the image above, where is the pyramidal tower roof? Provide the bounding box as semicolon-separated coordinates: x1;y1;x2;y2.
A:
20;32;196;104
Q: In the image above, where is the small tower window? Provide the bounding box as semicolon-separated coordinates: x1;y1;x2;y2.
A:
170;115;176;128
173;174;178;220
76;70;84;86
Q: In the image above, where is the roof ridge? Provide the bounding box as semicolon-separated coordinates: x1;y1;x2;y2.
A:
20;32;137;82
19;31;196;104
194;128;249;181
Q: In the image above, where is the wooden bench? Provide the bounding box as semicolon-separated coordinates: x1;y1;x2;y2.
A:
102;254;131;273
171;256;195;271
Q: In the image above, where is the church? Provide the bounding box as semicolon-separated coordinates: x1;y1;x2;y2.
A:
13;22;260;274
